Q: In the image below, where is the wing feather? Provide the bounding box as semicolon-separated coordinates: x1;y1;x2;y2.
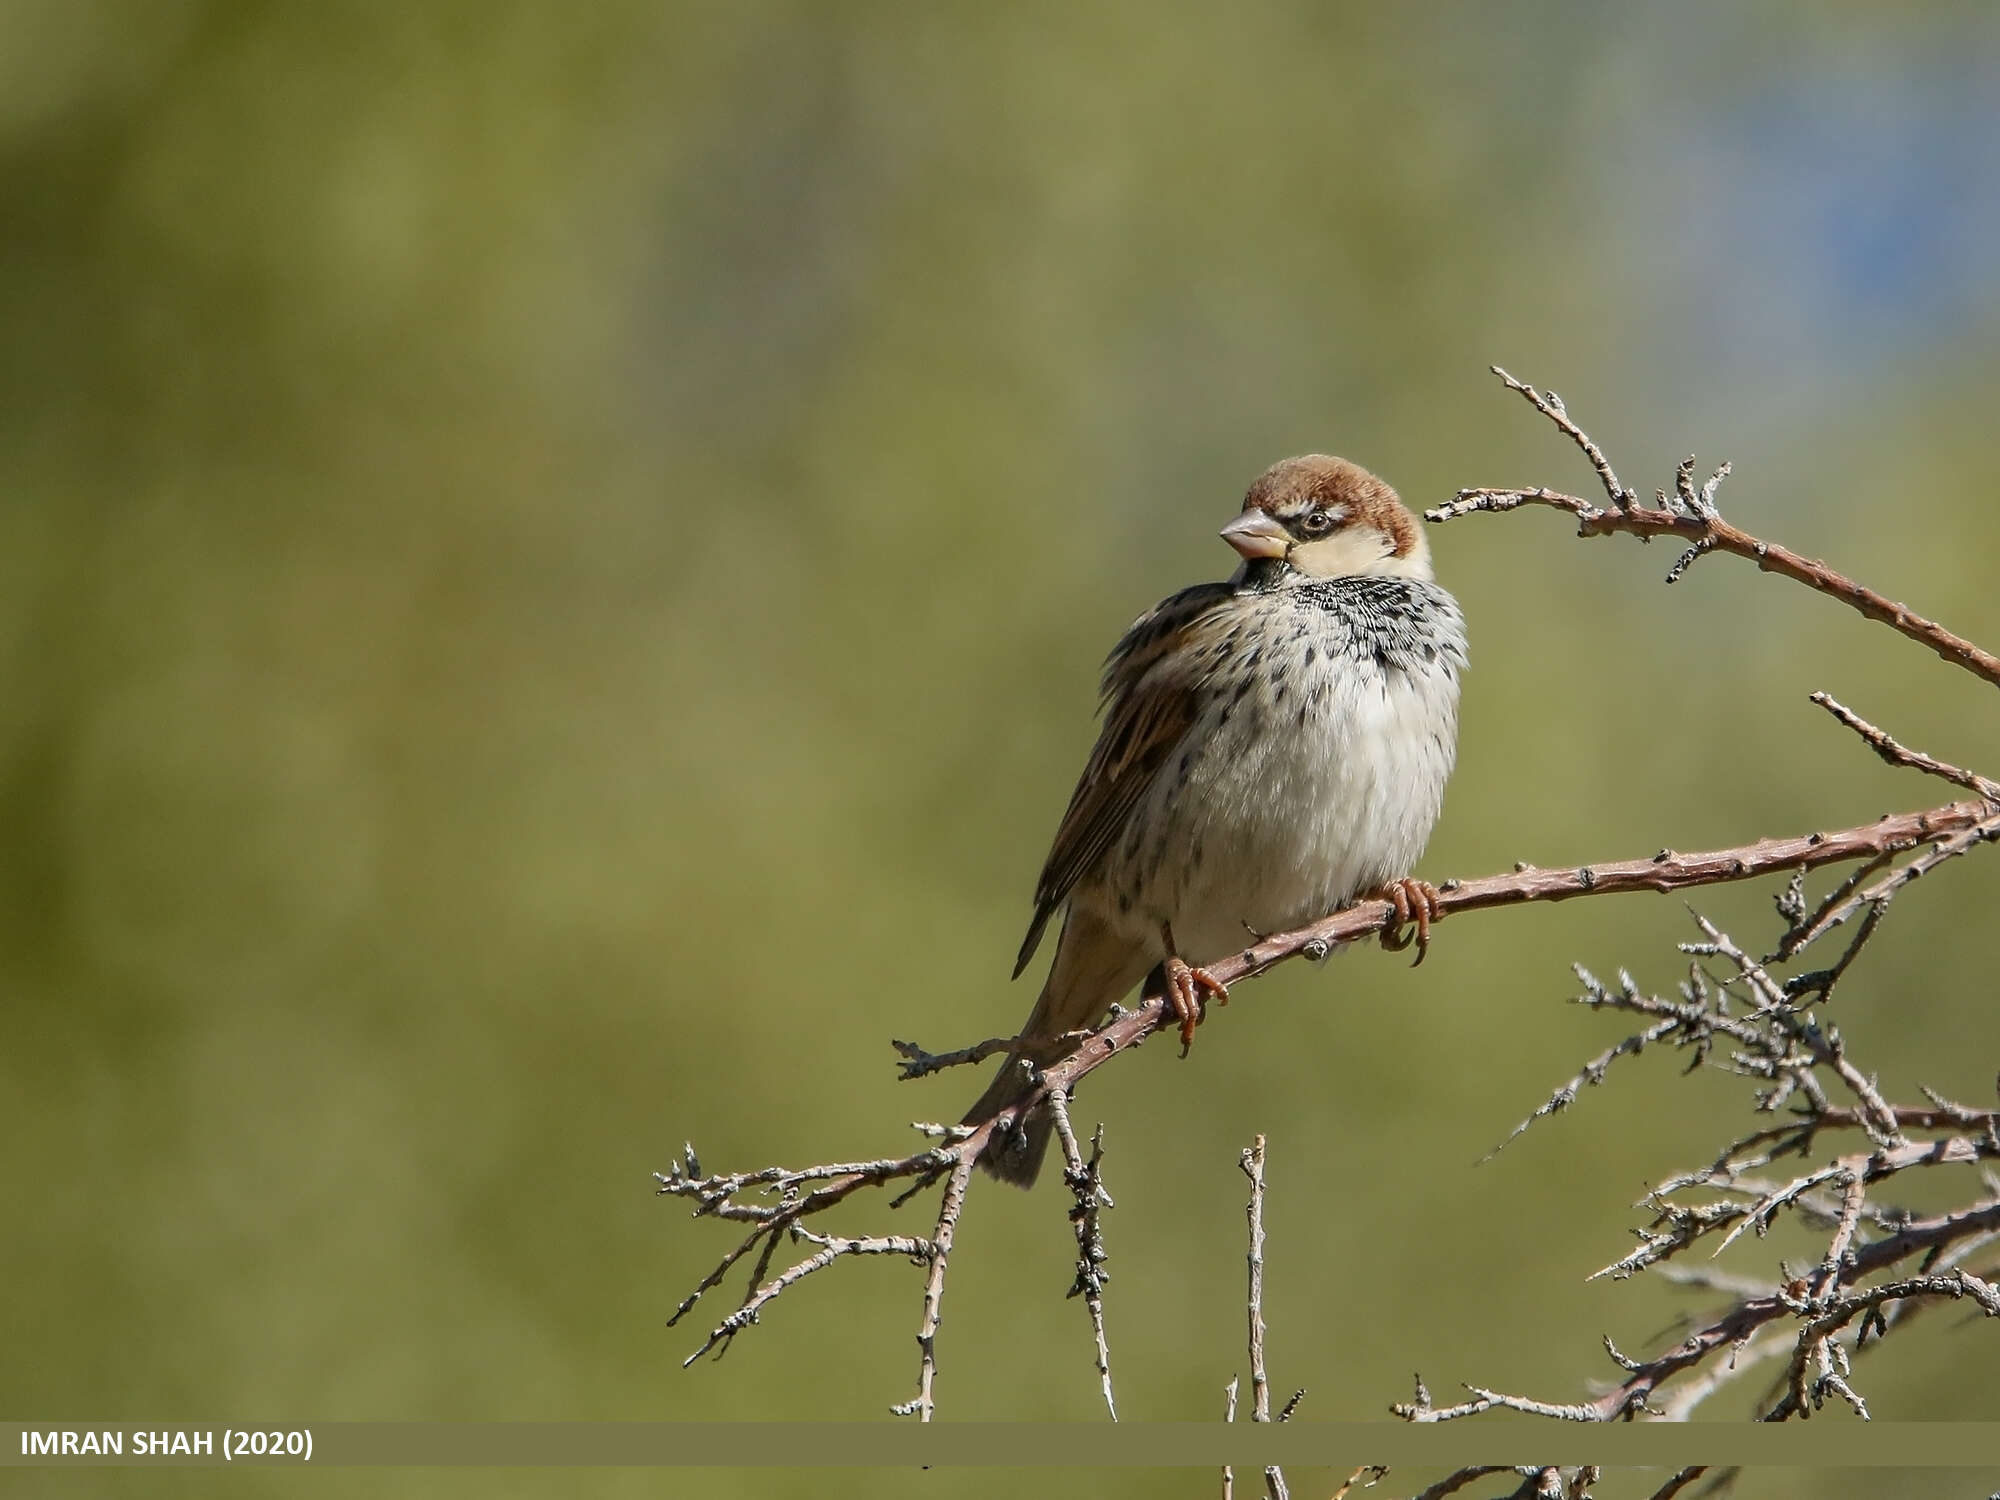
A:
1013;582;1238;976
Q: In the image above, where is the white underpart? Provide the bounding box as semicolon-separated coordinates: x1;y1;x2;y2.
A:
1084;585;1462;969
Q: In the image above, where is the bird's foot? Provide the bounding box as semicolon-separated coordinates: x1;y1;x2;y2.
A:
1370;878;1443;966
1164;955;1229;1056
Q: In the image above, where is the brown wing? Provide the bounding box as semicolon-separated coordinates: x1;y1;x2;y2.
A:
1013;582;1238;977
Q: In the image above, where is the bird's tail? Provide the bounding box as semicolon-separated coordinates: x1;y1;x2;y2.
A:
963;908;1150;1189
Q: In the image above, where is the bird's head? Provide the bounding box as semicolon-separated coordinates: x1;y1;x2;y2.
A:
1219;455;1432;582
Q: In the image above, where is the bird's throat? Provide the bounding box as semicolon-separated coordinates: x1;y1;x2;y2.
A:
1236;557;1293;593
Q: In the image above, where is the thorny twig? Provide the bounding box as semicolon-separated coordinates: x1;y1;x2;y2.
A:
1809;693;2000;802
1387;375;2000;1433
1049;1094;1117;1421
1243;1135;1272;1424
659;799;1990;1413
890;1154;973;1421
1227;1134;1289;1500
1432;367;2000;690
1401;908;2000;1424
890;1033;1019;1081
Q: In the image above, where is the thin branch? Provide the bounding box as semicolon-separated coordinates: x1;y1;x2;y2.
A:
1626;1129;1994;1270
1764;1269;2000;1420
1838;809;2000;926
891;1034;1020;1080
1772;804;2000;961
1236;1134;1289;1500
1769;851;1893;962
1717;1099;1997;1162
1690;919;1906;1144
1812;1172;1869;1299
677;1228;929;1365
1411;886;2000;1424
1499;928;1928;1172
663;798;1995;1392
977;799;1997;1190
1397;1199;2000;1423
1430;371;2000;690
1490;368;1634;508
1651;1325;1791;1421
1484;1013;1682;1161
1049;1095;1117;1421
1243;1134;1272;1423
1396;1383;1606;1424
1808;693;2000;802
889;1155;974;1421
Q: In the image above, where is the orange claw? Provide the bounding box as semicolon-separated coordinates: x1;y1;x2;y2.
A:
1164;954;1229;1055
1157;921;1229;1056
1372;878;1444;966
1168;956;1224;1048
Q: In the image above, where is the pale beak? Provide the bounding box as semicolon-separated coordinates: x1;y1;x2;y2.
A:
1220;510;1291;560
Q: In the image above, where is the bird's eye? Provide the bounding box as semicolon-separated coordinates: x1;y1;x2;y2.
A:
1299;510;1334;534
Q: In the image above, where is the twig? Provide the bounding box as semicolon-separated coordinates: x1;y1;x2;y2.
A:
889;1155;974;1421
1763;1269;2000;1420
1769;852;1893;962
1049;1095;1117;1421
1808;694;2000;802
1397;1198;2000;1423
1493;922;1956;1171
1234;1135;1289;1500
664;800;1995;1404
1489;368;1634;509
1396;1384;1605;1424
1400;881;2000;1427
1430;370;2000;690
1650;1325;1790;1421
891;1034;1021;1080
1688;918;1906;1144
1826;808;2000;936
1484;1012;1682;1161
1243;1135;1272;1423
1713;1100;1996;1163
678;1227;930;1365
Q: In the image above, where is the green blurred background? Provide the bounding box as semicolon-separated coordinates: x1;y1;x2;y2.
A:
6;2;1999;1496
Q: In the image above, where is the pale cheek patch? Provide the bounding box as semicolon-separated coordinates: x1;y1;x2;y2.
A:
1289;527;1394;578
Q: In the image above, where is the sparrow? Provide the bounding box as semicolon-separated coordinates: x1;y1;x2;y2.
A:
965;456;1467;1187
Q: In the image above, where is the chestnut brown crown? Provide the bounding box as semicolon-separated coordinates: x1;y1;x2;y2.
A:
1219;455;1431;581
